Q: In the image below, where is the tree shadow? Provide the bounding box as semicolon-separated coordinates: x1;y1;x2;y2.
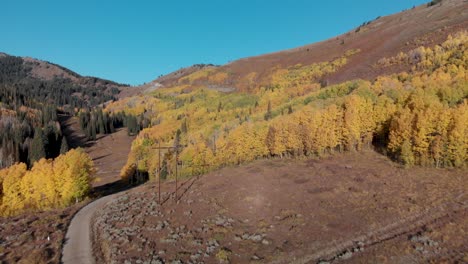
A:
92;154;112;162
90;180;132;198
57;113;95;149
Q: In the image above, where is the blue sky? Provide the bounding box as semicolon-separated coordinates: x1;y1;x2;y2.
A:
1;0;428;86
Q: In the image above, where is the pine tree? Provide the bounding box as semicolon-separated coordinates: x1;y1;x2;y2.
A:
264;101;273;120
98;115;105;134
29;128;46;165
109;120;115;133
60;136;69;154
127;115;138;136
181;119;188;133
91;123;97;140
174;129;181;148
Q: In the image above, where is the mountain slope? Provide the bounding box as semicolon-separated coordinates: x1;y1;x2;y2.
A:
111;0;468;186
0;53;130;100
150;0;467;91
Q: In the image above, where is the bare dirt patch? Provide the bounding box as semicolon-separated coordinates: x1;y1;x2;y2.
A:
0;203;85;264
59;114;135;188
93;150;467;263
86;129;135;188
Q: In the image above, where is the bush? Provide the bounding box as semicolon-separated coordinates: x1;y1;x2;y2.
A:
427;0;442;7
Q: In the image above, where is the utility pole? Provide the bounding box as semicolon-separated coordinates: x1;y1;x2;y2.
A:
158;141;161;204
152;143;184;204
175;146;178;201
213;134;217;155
173;143;184;201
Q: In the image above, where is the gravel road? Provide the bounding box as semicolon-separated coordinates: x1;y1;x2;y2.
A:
62;193;121;264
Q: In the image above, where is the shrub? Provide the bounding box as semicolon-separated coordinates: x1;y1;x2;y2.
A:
427;0;442;7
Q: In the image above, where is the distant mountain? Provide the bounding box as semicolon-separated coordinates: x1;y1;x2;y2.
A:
0;53;133;168
0;53;135;107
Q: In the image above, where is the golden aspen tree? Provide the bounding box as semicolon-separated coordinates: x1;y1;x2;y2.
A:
22;158;55;209
315;106;338;156
54;149;95;206
343;95;365;151
388;108;415;161
412;109;435;166
266;123;286;157
297;108;315;156
282;119;302;156
400;139;415;166
0;163;27;215
447;102;468;167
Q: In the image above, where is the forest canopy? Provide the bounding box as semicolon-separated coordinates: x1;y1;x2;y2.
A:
0;148;95;216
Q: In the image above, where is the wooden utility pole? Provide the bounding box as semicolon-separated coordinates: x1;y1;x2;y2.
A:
152;143;184;203
175;146;178;201
158;141;161;204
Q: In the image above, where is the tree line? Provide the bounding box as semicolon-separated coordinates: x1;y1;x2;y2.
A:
0;148;94;216
119;31;467;182
0;54;123;168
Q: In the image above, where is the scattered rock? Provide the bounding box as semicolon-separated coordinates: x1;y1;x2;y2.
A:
250;234;263;242
340;251;353;260
251;254;261;260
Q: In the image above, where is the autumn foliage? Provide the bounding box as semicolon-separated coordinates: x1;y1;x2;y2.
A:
0;148;94;216
112;32;467;182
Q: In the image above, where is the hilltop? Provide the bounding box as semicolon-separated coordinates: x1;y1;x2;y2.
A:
147;0;467;91
0;52;130;89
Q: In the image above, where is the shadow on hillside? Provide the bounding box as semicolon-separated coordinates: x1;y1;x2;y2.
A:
57;113;96;149
91;171;149;198
90;180;135;198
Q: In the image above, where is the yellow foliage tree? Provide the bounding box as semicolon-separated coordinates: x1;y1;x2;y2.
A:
0;148;94;216
54;148;95;206
0;163;27;214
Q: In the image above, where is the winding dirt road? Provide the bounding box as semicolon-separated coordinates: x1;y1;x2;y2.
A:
62;193;121;264
59;115;134;263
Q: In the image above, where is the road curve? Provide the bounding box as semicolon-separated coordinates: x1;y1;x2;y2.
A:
62;193;120;264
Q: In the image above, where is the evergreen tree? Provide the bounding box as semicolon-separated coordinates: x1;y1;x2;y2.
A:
174;129;181;148
127;115;138;136
60;136;69;154
91;123;97;140
98;115;105;134
109;120;115;133
264;101;273;120
181;119;188;133
29;128;46;165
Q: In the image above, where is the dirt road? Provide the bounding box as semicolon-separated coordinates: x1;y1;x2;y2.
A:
61;192;122;264
59;114;134;263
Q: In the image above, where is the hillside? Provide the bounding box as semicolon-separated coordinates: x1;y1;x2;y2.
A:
0;53;130;104
0;0;467;263
94;151;467;263
102;0;465;197
0;52;141;169
148;0;467;91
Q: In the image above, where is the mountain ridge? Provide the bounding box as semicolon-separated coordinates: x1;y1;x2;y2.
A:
145;0;468;92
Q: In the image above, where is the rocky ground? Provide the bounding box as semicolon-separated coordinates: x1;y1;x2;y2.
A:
0;204;83;264
93;150;467;263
